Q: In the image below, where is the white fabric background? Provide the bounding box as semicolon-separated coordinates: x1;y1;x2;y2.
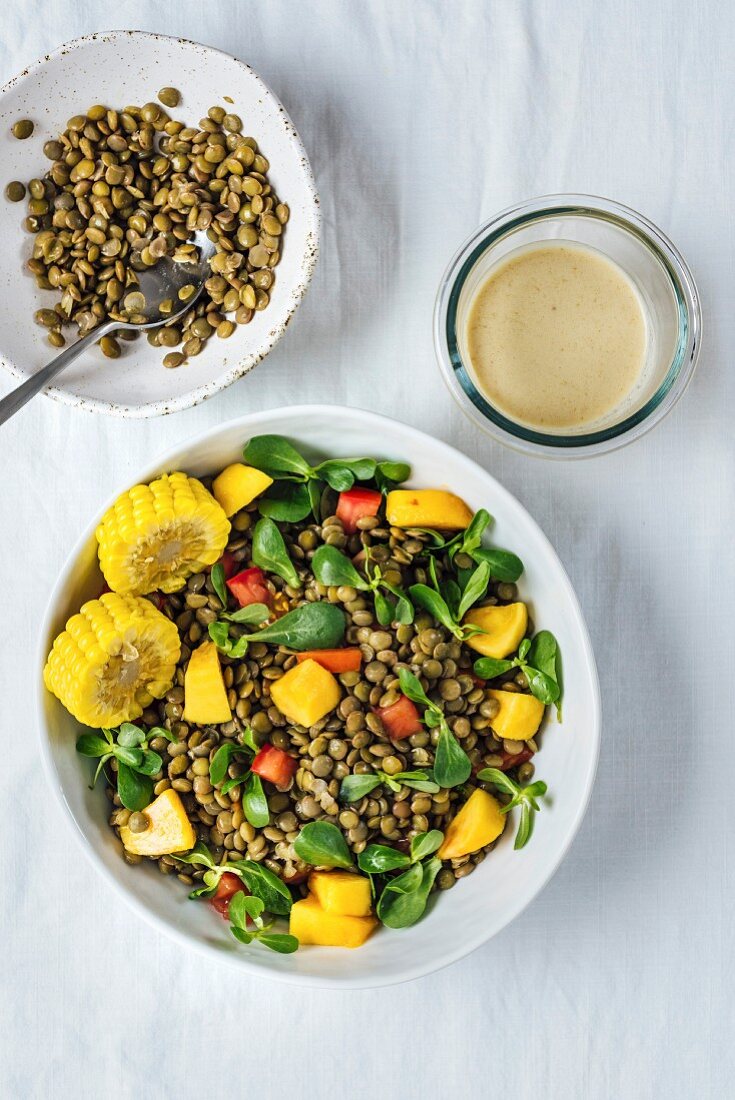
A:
1;2;732;1097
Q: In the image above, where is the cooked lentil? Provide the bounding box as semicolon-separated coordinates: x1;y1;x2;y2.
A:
9;98;287;366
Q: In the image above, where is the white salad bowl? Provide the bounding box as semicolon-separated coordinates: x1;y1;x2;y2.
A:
37;405;601;987
0;31;319;416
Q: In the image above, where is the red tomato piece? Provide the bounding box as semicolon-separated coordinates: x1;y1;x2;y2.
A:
251;744;298;786
295;648;362;674
220;550;237;579
375;695;423;741
209;872;246;918
227;566;272;609
336;487;382;534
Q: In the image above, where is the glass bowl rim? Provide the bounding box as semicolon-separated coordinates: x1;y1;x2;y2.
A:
433;193;702;458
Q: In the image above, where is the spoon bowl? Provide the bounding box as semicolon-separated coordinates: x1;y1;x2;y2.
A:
0;232;216;426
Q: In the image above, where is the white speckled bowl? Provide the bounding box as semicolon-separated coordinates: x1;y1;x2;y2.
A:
0;31;319;416
37;406;601;988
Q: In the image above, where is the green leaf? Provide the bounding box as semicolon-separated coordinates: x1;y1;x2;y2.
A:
209;742;239;786
473;656;514;680
228;890;249;930
476;767;520;797
76;733;111;758
116;723;146;748
315;461;354;492
252;517;301;589
258;481;313;522
374;589;396;625
147;725;178;743
257;932;299;954
358;845;411;874
397;666;432;709
91;754;112;788
526;631;561;713
293;821;354;869
433;723;471;788
410;830;444;862
231;927;255;944
116;762;153;811
241;771;269;828
136;749;163;776
231;860;293;915
240;894;265;923
311;545;367;590
524;667;560;706
375;460;411;491
241;726;260;754
113;745;144;768
243;434;313;479
456;560;491;618
391;769;439;794
316;457;377;491
339;773;382;802
377;858;441;928
223;603;271;625
454;509;493;558
527;630;558;678
472;547;524;582
518;638;531;660
211;562;228;608
248;601;346;651
409;583;460;637
307;480;323;522
514;803;534;849
175;840;217;869
208;619;234;650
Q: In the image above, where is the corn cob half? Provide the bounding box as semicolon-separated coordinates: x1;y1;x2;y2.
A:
96;472;230;596
44;592;181;728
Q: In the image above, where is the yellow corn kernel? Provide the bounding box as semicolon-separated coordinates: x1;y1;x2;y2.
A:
43;592;180;728
96;472;230;596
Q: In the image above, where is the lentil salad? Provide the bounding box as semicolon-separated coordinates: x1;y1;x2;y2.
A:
44;436;561;952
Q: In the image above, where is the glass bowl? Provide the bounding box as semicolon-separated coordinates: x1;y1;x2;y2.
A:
433;194;702;458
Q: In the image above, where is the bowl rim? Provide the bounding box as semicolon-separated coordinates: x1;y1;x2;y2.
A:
433;193;702;459
0;29;321;418
35;403;601;987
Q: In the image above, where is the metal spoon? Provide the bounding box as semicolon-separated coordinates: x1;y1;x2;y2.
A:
0;231;215;426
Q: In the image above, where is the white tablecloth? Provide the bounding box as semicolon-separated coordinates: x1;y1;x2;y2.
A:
2;3;732;1097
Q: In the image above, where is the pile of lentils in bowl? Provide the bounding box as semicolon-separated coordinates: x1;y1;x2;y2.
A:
6;90;288;364
108;480;541;896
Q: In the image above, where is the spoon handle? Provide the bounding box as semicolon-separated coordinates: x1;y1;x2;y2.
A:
0;321;116;427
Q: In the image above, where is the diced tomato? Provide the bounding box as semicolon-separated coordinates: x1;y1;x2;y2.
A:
149;592;165;611
209;872;246;918
375;695;423;741
251;743;298;786
295;648;362;674
220;550;237;579
227;566;272;609
498;747;534;771
336;487;382;534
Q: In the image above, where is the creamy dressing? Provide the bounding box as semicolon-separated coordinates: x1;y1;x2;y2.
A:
464;243;647;431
